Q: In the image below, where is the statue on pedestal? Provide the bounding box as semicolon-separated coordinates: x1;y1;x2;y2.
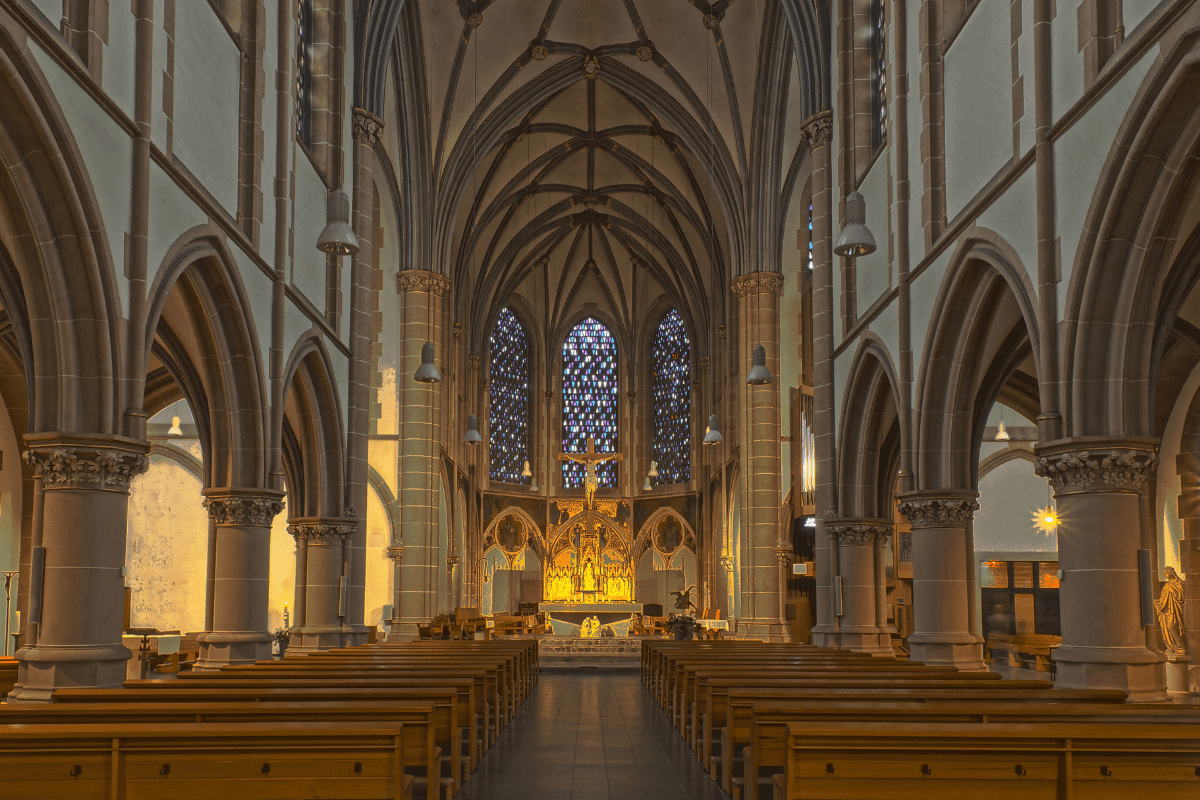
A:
1156;567;1187;657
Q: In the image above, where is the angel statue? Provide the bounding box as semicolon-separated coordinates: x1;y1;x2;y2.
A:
670;585;698;614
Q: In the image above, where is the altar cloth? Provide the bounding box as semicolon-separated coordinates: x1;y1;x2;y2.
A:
539;602;643;637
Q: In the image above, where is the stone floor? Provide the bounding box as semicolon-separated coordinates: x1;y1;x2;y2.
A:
454;673;729;800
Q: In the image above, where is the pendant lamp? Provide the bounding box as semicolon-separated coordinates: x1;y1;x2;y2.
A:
703;414;723;446
463;414;483;444
316;189;360;255
834;190;877;257
746;343;773;385
414;341;442;383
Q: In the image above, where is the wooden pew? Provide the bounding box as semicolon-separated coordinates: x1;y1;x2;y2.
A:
776;720;1200;799
0;656;17;697
0;720;415;800
745;700;1200;800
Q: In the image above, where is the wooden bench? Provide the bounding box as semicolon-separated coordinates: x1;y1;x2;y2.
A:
0;656;17;697
984;632;1060;673
0;720;415;800
776;720;1200;799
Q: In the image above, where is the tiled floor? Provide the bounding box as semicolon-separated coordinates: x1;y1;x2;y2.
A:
455;673;730;800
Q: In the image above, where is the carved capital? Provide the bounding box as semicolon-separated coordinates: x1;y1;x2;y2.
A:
719;556;735;573
203;493;285;527
397;270;450;296
732;272;784;297
351;108;383;145
289;520;354;545
24;440;149;492
469;355;481;370
827;521;893;545
896;496;979;528
343;505;359;520
1034;445;1157;495
387;545;405;565
800;110;833;150
774;540;795;567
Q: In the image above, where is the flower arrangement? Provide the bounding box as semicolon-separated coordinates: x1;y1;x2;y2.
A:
663;613;704;640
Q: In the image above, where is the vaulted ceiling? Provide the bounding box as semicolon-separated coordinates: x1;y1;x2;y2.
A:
375;0;828;357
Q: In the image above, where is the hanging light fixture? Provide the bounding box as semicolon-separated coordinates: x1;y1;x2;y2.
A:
463;414;483;444
834;190;877;257
414;340;442;383
746;342;773;385
703;414;723;446
994;421;1011;441
316;189;360;255
167;416;183;436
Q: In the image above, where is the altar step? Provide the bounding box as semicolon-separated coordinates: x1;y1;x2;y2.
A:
538;637;643;672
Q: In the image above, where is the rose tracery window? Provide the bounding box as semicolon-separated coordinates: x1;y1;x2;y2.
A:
561;318;619;488
489;308;531;484
650;309;691;485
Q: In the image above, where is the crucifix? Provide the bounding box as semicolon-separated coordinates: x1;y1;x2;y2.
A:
558;437;623;510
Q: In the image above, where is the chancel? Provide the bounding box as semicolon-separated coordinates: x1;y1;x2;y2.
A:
0;0;1199;797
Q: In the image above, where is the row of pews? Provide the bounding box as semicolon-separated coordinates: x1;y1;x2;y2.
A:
0;639;537;799
643;640;1200;799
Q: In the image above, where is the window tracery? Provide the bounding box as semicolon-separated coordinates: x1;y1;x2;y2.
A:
561;318;619;488
650;309;691;485
296;0;314;149
489;308;531;484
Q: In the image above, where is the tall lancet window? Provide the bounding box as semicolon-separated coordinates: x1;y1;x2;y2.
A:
561;318;619;488
489;308;531;484
296;0;314;149
651;309;692;485
870;0;888;150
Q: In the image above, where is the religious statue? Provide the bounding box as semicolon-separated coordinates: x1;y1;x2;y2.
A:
1156;567;1187;657
580;615;601;638
581;557;598;593
559;437;623;509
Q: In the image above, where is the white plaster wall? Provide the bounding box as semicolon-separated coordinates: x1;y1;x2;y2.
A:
151;0;169;154
105;1;138;119
376;182;402;436
1053;50;1154;317
855;159;891;307
907;250;954;387
329;337;350;430
29;44;132;318
365;487;394;629
147;163;210;281
260;0;281;272
1050;0;1086;122
233;248;275;383
1124;0;1163;35
173;0;240;212
268;500;295;633
0;388;23;652
1016;0;1037;157
869;299;901;369
126;455;208;633
293;155;329;308
944;0;1013;220
27;0;58;24
974;457;1057;552
975;166;1038;283
903;0;925;257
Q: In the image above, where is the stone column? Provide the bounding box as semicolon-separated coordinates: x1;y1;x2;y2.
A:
1035;442;1166;699
775;539;794;633
733;271;788;642
827;520;893;655
895;493;986;669
1177;455;1200;691
11;436;149;702
343;108;383;645
194;490;285;670
386;545;404;639
395;269;448;636
287;518;356;654
802;111;838;647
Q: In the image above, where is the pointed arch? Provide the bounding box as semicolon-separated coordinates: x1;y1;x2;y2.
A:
488;306;532;485
280;333;347;518
838;336;902;519
561;316;620;489
649;308;692;486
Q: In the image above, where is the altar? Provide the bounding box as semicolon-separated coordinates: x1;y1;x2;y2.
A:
539;602;643;637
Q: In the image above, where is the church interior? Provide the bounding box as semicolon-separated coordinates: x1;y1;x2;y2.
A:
0;0;1198;796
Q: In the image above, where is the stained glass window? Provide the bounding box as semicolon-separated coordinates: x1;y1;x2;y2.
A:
870;0;887;150
807;202;814;271
489;308;530;484
561;318;619;488
296;0;314;149
651;309;691;485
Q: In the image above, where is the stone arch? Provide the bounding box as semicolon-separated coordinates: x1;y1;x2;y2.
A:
0;20;124;435
633;506;697;563
913;230;1040;491
144;227;270;490
838;336;902;519
483;506;547;561
280;333;346;518
1062;29;1200;439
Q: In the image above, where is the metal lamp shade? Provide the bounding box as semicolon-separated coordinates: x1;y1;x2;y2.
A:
463;414;483;444
746;343;774;385
702;414;724;446
316;190;361;255
414;341;442;383
833;190;877;258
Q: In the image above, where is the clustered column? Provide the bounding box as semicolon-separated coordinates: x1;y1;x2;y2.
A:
1035;442;1166;699
393;270;449;637
195;490;285;670
895;493;985;669
733;271;788;642
801;110;837;647
288;517;357;654
11;436;149;701
826;520;893;655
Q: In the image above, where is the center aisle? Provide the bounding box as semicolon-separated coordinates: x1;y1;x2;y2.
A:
455;673;729;800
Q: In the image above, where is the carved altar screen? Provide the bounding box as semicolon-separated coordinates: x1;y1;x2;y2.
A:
651;309;691;485
561;318;618;488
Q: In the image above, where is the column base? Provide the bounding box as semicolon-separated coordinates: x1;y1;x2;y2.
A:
387;620;420;641
9;642;132;703
810;624;838;648
834;630;894;656
1166;657;1190;697
342;623;371;646
735;619;791;642
908;634;986;671
194;631;273;671
287;625;348;654
1052;645;1167;701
